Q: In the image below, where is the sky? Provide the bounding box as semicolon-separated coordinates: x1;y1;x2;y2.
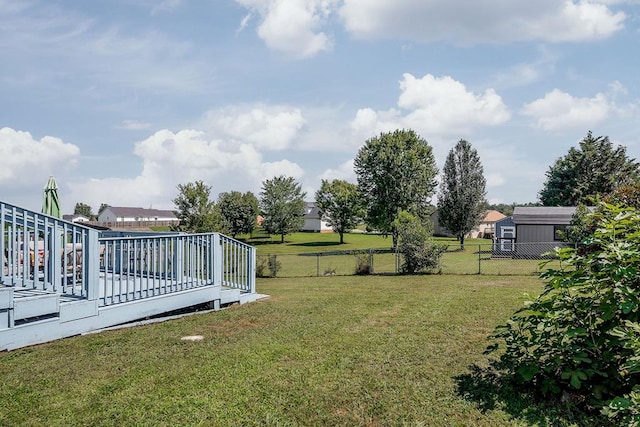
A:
1;0;639;213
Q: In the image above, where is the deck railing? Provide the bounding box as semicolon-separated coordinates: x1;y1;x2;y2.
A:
2;201;256;308
1;201;98;299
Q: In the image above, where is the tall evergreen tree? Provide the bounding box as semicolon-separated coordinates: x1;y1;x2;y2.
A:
354;129;438;244
259;175;306;243
539;131;640;206
437;139;487;249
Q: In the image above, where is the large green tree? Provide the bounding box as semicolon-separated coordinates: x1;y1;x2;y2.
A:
539;131;640;206
315;179;363;244
259;175;306;243
437;139;487;249
74;202;94;220
173;180;219;233
218;191;259;238
354;129;438;243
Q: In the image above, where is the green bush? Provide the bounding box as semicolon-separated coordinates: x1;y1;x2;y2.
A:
392;211;446;274
488;203;640;424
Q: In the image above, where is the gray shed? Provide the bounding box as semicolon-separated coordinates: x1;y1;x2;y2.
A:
512;206;577;243
494;216;515;252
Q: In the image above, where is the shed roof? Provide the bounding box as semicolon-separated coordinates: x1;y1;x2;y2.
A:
512;206;577;225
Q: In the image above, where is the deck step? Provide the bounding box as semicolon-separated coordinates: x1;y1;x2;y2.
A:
12;289;60;321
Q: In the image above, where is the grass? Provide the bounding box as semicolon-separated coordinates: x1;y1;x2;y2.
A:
247;232;557;277
0;275;599;426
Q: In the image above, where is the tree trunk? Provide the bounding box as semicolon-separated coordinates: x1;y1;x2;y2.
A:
281;233;285;243
459;234;465;250
339;231;344;244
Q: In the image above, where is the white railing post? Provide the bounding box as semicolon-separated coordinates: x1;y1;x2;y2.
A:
51;226;63;291
213;233;223;287
85;229;100;301
248;245;256;294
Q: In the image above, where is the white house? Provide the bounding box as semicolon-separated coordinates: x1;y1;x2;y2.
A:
62;214;91;223
98;207;179;225
301;202;333;233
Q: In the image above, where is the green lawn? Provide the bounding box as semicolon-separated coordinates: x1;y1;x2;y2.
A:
248;232;555;277
0;275;599;426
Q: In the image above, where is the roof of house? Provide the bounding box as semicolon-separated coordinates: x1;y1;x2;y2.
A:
482;210;506;223
304;202;321;219
512;206;578;225
105;207;177;219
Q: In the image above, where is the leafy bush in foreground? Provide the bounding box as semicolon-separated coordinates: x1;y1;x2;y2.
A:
488;203;640;425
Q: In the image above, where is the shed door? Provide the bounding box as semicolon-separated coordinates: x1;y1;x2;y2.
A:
500;226;515;251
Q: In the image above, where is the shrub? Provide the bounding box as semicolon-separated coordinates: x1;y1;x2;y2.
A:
487;203;640;424
256;255;281;278
392;211;445;274
354;252;371;275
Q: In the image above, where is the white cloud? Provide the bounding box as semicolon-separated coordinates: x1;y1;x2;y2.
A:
349;73;511;142
339;0;625;44
318;159;356;183
0;127;80;187
151;0;182;15
234;0;337;58
202;106;306;150
66;129;305;209
521;89;616;131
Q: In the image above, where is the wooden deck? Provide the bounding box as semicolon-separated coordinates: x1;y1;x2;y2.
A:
1;201;261;351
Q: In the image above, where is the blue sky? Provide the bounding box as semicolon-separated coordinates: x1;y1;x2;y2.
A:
1;0;639;213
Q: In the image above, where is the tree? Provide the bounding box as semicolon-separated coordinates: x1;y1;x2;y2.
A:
314;179;363;244
437;139;487;249
97;203;110;218
354;129;438;244
218;191;259;238
173;180;219;233
392;210;446;274
74;202;94;220
259;175;306;243
539;131;640;206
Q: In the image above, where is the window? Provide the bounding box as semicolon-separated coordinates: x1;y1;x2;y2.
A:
553;225;566;241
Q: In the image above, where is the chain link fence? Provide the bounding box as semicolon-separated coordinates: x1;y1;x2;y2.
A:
256;242;574;278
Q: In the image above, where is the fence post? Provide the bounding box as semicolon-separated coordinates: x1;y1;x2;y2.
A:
316;253;320;277
478;244;481;275
369;248;374;274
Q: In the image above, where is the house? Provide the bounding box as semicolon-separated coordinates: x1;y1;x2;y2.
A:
97;207;179;227
62;214;91;223
467;210;506;239
430;210;506;239
301;202;332;233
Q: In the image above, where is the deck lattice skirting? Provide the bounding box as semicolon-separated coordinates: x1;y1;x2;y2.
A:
1;201;259;351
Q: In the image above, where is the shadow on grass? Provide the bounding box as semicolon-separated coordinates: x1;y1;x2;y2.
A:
454;362;608;427
291;241;342;248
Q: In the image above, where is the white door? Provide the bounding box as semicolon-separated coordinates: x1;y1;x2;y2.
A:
500;226;515;251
